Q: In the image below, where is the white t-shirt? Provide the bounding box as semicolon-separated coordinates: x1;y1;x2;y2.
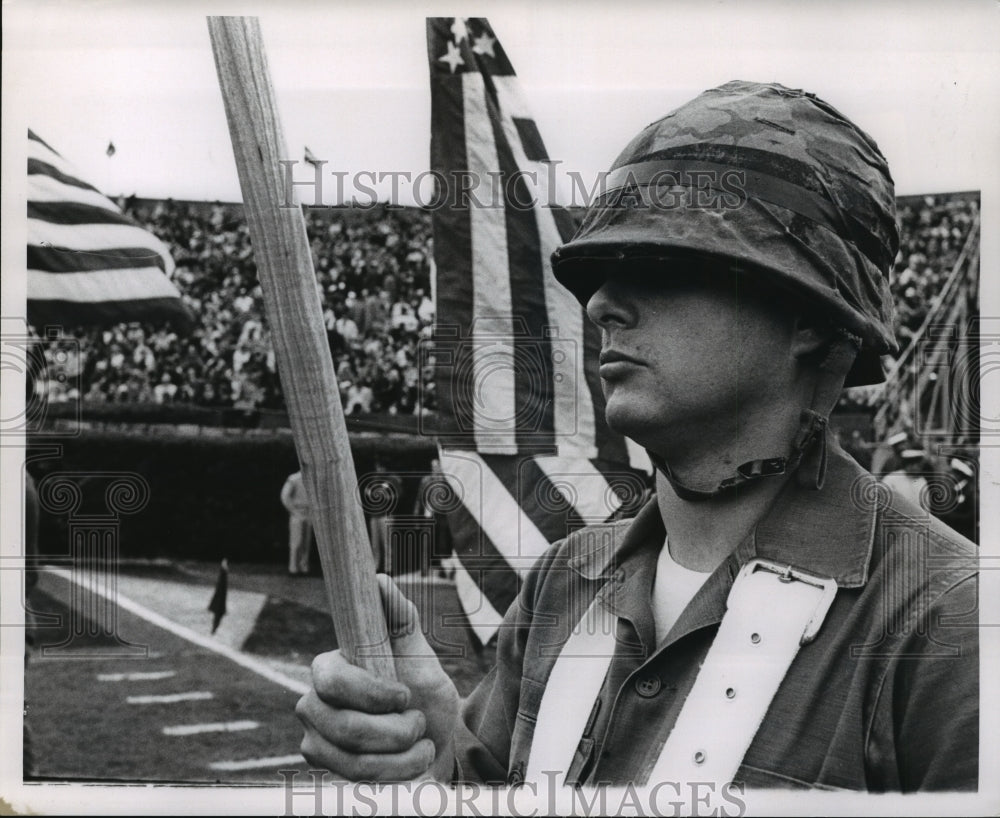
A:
651;537;713;646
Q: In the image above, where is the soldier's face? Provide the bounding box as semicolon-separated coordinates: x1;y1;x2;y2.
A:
586;269;797;457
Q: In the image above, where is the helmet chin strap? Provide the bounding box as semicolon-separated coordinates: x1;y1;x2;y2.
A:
647;331;861;502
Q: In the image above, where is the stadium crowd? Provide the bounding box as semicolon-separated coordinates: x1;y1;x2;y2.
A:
891;193;979;349
36;192;978;421
40;200;437;416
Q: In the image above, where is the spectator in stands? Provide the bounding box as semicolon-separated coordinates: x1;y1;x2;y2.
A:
153;372;178;404
344;380;374;415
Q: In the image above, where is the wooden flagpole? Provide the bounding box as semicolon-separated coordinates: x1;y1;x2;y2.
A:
207;16;395;679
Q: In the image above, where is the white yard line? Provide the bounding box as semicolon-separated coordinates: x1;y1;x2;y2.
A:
162;720;259;736
127;691;214;705
116;572;269;652
34;651;167;661
48;568;309;695
98;670;176;682
209;754;305;772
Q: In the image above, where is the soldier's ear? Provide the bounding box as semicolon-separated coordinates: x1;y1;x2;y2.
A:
790;315;835;360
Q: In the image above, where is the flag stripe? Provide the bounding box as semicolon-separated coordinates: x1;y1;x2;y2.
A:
485;78;557;453
462;72;519;453
27;297;194;330
482;453;584;542
28;129;59;154
440;450;553;575
495;78;598;458
448;499;523;618
28;219;176;271
551;199;619;463
28;135;87;174
27;157;100;194
443;451;650;627
28;200;142;228
28;244;169;274
512;117;546;163
452;556;507;644
27;171;122;213
27;268;183;302
489;76;608;460
429;33;474;440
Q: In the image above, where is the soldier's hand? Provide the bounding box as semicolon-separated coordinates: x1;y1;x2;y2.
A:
296;574;460;782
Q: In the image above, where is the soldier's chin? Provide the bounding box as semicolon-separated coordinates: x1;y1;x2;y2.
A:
604;399;656;443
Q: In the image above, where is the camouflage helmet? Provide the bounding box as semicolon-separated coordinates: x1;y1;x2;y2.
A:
551;80;900;386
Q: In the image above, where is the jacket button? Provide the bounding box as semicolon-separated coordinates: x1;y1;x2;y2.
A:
508;765;524;786
635;676;661;697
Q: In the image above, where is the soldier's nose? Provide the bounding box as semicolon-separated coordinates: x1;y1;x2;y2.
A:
587;279;637;329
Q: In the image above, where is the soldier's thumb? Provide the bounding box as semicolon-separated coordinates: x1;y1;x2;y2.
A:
377;574;433;656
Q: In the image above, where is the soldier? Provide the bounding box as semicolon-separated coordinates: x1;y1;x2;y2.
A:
296;81;978;791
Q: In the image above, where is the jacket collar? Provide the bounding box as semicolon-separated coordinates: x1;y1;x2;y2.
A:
752;435;877;588
568;435;877;589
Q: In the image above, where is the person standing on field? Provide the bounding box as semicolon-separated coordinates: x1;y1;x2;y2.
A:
281;469;313;576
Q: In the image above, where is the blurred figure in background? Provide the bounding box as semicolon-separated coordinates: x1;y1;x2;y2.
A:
939;457;978;543
871;430;910;477
366;461;403;574
880;449;930;508
413;458;455;579
280;470;313;576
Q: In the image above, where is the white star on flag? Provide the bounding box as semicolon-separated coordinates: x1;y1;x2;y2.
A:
450;17;468;42
471;32;496;57
439;40;465;73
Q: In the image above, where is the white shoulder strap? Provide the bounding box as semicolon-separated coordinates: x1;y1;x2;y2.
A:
524;595;617;783
524;558;837;787
645;560;837;785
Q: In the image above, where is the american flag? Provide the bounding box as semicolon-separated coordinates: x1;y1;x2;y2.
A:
425;18;651;644
27;130;193;331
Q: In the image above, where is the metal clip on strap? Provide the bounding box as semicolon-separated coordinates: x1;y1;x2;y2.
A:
736;558;838;644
